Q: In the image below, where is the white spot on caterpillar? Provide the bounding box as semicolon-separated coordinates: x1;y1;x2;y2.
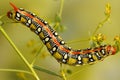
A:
96;52;101;57
54;32;58;36
32;13;36;16
101;49;105;55
45;37;49;42
19;8;24;11
64;54;68;59
37;27;41;32
78;55;81;60
44;21;48;24
16;13;20;17
61;41;65;45
68;47;71;50
16;17;20;21
62;59;66;63
52;47;57;52
28;19;32;24
78;61;82;64
90;59;94;62
26;23;30;26
88;54;92;58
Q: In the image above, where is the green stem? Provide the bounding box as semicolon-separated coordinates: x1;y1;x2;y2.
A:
0;26;40;80
59;0;64;17
67;38;90;44
92;15;110;36
31;44;44;65
0;69;32;75
60;63;67;80
33;65;62;78
69;15;110;44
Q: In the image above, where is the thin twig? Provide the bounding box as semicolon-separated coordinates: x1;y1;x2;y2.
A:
0;26;40;80
92;15;110;36
0;69;32;75
31;44;44;65
67;38;90;44
59;0;64;17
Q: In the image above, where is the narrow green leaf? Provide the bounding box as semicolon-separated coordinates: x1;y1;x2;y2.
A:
33;65;62;78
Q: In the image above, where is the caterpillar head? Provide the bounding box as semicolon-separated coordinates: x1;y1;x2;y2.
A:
7;10;14;19
7;2;25;22
7;2;19;18
7;2;18;20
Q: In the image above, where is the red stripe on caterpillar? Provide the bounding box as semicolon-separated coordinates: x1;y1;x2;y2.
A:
7;2;117;66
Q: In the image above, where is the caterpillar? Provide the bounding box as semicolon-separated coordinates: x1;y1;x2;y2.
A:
7;2;117;66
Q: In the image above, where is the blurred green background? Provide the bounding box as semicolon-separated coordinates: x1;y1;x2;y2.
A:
0;0;120;80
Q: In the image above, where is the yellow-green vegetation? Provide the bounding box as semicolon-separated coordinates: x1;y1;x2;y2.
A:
0;0;120;80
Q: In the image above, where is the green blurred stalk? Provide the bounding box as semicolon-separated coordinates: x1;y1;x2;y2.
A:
33;65;62;78
0;25;40;80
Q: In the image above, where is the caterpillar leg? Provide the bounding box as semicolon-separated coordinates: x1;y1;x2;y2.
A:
60;63;67;80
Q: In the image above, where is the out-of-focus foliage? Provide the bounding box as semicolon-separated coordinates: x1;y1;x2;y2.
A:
0;0;120;80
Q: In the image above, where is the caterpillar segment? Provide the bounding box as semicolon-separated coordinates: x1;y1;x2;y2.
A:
7;2;117;66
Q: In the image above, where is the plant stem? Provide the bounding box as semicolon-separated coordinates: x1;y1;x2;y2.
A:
0;69;32;75
59;0;64;17
92;15;110;36
33;65;62;78
60;63;67;80
67;38;90;44
0;26;40;80
31;44;44;65
67;15;110;44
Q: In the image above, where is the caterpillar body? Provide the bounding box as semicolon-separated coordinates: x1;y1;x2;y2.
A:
7;2;116;66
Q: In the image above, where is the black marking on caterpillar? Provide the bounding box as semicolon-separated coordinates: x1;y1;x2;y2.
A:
7;2;117;66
